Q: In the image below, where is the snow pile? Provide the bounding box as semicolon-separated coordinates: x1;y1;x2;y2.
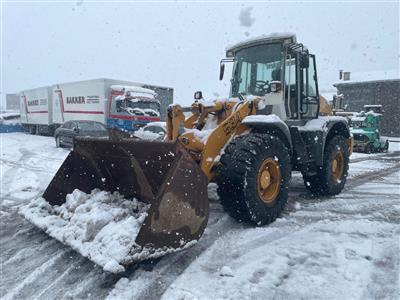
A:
143;108;160;117
226;32;296;52
0;111;21;125
365;110;382;117
134;128;163;141
19;189;150;273
351;116;366;122
184;128;215;144
219;266;235;277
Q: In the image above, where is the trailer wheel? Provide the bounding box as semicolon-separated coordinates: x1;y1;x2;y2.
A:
217;133;291;226
29;125;37;135
303;135;349;196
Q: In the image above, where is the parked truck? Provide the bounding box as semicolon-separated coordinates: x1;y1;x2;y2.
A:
20;78;173;135
351;105;389;153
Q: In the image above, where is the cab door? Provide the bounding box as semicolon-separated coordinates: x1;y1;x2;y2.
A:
299;54;319;119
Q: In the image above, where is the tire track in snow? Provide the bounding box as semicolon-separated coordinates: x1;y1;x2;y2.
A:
119;200;240;300
0;236;62;296
2;132;398;300
349;151;400;163
362;242;400;299
0;158;56;174
346;163;400;190
2;251;65;300
31;256;88;300
153;163;400;300
140;159;400;300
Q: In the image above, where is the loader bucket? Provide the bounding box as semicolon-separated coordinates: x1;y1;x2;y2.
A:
41;137;209;266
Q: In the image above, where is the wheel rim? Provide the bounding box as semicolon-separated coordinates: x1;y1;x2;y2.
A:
331;150;344;182
257;158;281;204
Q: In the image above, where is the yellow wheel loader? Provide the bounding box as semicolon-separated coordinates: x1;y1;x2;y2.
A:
21;33;352;272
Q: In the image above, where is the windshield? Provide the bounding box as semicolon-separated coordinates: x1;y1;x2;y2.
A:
230;43;282;97
128;100;160;111
115;98;160;116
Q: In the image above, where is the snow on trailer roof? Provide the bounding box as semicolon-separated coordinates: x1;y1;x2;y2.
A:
225;32;296;56
111;85;157;95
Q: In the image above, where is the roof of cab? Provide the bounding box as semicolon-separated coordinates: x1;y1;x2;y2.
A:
225;33;296;57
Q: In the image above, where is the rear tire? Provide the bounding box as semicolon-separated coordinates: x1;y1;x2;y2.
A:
303;135;349;196
216;133;291;226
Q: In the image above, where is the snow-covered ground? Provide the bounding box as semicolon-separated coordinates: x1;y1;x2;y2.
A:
1;132;399;300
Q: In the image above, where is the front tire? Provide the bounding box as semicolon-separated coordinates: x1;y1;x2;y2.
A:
217;133;291;226
303;135;349;196
365;143;374;153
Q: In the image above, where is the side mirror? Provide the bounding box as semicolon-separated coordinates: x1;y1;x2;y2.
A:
73;127;79;133
219;62;225;80
301;54;309;68
194;91;203;100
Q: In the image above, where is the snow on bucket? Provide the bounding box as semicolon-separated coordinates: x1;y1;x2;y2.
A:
20;137;209;272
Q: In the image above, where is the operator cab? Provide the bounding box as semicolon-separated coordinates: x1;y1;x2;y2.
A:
221;33;320;122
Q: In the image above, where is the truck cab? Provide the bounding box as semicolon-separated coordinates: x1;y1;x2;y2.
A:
107;85;161;131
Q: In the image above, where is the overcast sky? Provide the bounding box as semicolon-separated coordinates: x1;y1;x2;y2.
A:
2;1;399;106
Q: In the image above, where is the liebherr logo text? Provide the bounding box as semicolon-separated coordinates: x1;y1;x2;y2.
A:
66;96;85;104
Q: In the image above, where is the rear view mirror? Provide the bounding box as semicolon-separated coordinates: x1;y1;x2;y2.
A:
301;53;309;68
219;63;225;80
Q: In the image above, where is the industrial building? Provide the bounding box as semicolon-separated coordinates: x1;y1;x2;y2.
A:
334;70;400;136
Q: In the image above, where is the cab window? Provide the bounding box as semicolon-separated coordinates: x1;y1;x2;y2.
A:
301;55;319;119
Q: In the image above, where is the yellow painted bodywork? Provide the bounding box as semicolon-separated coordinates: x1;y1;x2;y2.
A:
319;95;332;116
166;95;350;182
346;136;354;156
166;99;258;181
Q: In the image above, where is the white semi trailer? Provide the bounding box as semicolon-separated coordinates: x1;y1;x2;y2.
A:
20;86;53;134
20;78;173;135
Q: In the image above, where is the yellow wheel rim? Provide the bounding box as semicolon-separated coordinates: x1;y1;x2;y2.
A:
331;151;344;182
257;158;281;204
